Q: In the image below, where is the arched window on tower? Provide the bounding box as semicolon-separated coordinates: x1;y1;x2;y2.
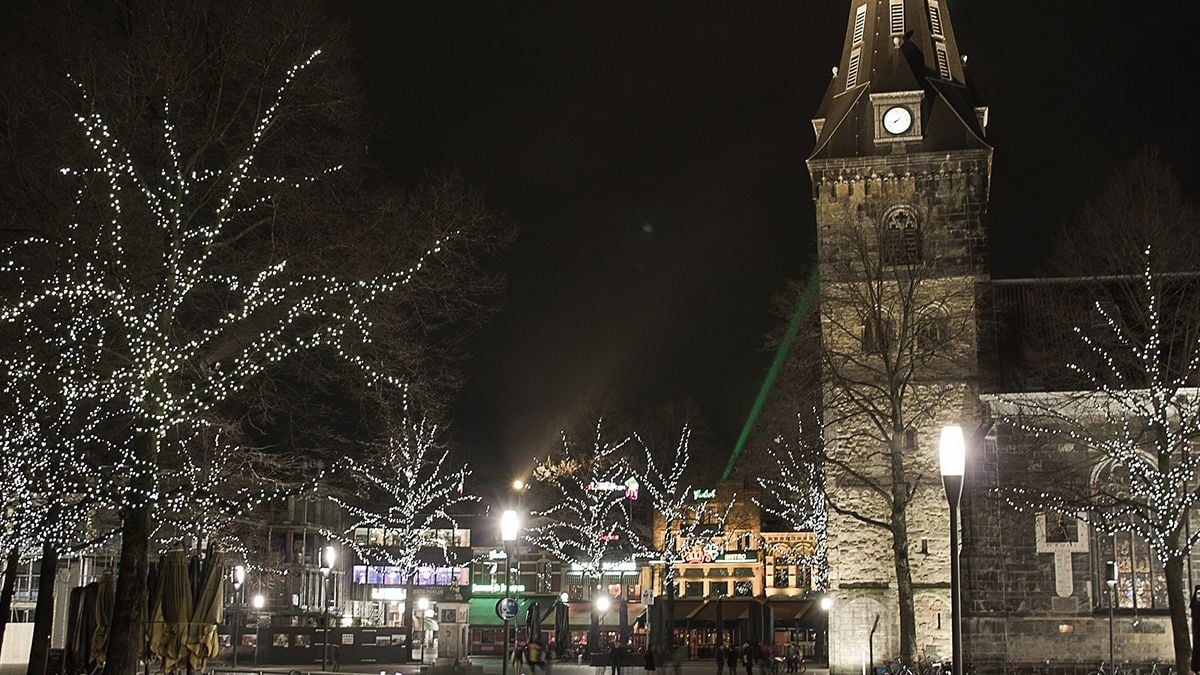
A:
880;206;922;266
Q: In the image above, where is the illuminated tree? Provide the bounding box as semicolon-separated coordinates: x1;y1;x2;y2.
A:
996;249;1200;673
526;421;636;582
0;25;492;675
325;412;477;575
754;415;828;591
630;423;734;653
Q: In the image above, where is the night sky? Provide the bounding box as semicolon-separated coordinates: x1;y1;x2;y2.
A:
335;2;1200;476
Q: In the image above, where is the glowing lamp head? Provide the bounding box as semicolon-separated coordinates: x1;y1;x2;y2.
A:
819;596;833;612
252;593;265;609
323;545;337;569
594;595;611;613
1105;560;1119;588
939;426;966;477
501;509;521;541
512;479;525;491
417;597;430;611
560;592;570;603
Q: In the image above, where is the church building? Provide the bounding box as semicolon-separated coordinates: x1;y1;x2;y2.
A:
807;2;1196;673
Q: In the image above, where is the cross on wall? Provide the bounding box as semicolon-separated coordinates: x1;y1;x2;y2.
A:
1035;513;1089;598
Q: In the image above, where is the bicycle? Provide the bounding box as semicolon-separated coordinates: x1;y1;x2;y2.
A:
1147;663;1175;675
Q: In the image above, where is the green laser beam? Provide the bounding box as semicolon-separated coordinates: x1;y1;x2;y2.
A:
721;265;820;481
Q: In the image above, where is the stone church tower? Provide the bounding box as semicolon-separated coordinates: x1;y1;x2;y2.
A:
806;2;991;672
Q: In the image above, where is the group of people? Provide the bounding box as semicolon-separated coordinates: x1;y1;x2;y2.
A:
715;642;804;675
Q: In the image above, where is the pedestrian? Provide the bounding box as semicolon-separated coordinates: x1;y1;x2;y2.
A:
645;647;657;675
726;644;739;675
513;643;525;675
786;643;798;674
330;644;341;672
742;643;754;675
527;640;547;675
716;644;726;675
611;642;623;675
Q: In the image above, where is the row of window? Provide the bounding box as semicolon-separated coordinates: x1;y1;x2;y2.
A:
861;312;951;355
845;1;952;90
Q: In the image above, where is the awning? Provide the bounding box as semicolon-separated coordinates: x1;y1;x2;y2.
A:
764;597;817;624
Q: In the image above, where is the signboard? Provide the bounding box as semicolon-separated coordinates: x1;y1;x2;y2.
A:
640;588;654;605
472;583;526;594
681;541;722;564
692;488;717;500
495;598;520;621
570;561;636;572
588;477;640;500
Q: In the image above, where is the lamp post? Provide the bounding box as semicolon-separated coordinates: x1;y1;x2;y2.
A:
1105;561;1118;674
502;509;521;675
232;565;245;667
320;545;337;671
819;596;833;662
252;593;265;666
417;597;430;664
939;426;966;675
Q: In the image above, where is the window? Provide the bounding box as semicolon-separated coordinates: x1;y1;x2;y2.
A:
1098;533;1167;610
734;581;754;597
880;206;922;266
710;581;730;597
773;566;790;588
853;4;867;45
847;49;862;89
890;0;905;35
685;581;705;598
917;309;951;351
935;43;951;79
928;1;943;37
862;315;895;355
904;428;918;452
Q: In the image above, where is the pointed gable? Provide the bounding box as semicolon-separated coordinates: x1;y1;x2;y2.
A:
810;0;989;160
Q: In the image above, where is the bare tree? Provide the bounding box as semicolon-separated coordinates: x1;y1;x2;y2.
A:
819;200;981;664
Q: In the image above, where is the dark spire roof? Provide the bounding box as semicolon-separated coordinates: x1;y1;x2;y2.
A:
810;0;990;160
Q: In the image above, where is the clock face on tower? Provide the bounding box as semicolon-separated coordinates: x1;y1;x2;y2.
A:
882;106;913;135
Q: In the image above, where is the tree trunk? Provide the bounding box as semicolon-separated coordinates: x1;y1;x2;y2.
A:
1164;556;1190;675
663;574;676;654
26;541;58;675
0;548;19;651
106;502;150;675
889;436;917;665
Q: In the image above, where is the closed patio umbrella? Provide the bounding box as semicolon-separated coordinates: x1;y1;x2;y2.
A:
145;559;167;665
185;550;225;671
160;550;193;673
90;575;114;664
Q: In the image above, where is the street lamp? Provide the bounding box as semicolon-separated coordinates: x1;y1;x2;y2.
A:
320;545;337;671
560;592;570;604
819;596;833;661
594;594;611;613
417;597;430;663
232;566;245;667
1105;561;1118;674
501;509;521;675
939;426;966;675
251;593;265;665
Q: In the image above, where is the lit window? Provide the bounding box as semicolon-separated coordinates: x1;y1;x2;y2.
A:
853;4;867;45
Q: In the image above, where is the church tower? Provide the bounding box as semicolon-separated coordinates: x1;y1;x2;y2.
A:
807;2;992;673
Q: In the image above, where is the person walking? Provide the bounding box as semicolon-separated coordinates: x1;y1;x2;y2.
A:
644;647;657;675
610;642;623;675
726;644;739;675
716;644;726;675
741;643;754;675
